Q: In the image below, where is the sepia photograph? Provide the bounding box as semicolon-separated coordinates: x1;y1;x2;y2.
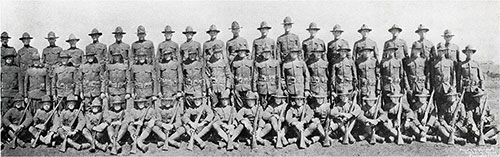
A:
1;0;499;156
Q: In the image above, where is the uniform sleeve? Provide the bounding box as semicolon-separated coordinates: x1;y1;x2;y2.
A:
177;63;184;92
2;109;14;127
225;61;234;89
303;61;311;91
85;113;93;129
75;112;86;131
303;105;314;123
182;109;192;124
252;62;258;92
202;105;214;123
152;65;159;96
285;109;297;125
403;41;409;59
21;110;33;127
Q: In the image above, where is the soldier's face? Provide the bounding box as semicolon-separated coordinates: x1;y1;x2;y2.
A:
137;33;146;40
418;31;426;38
444;36;453;42
389;97;399;104
5;57;13;64
189;53;197;60
340;95;349;103
22;39;30;45
185;33;194;40
69;40;77;47
308;30;318;37
48;39;56;45
390;30;400;36
91;35;100;41
438;50;446;58
340;50;348;58
137;102;145;109
387;51;395;58
209;31;218;38
332;31;342;38
86;55;95;63
464;51;473;58
61;58;69;65
283;24;292;32
1;38;8;45
194;99;202;107
33;60;41;66
221;99;229;106
316;97;325;104
114;34;123;42
262;52;270;59
275;98;283;104
360;30;369;37
260;29;269;36
164;53;172;61
417;97;428;104
246;99;255;108
238;51;247;58
91;106;100;113
214;52;222;59
295;99;304;106
231;29;240;35
364;100;375;107
43;102;51;111
361;50;370;58
112;55;121;62
113;104;122;111
14;101;23;108
290;52;298;59
138;55;146;63
164;33;173;40
313;52;321;59
67;101;76;110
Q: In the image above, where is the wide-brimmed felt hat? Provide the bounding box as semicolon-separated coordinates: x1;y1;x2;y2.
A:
65;34;80;42
388;24;403;32
19;32;33;40
330;24;343;32
206;24;220;33
112;26;126;34
257;21;272;30
357;24;372;33
415;24;430;33
282;16;293;25
183;26;197;34
229;21;242;30
162;25;175;34
88;28;103;36
306;22;320;30
45;31;59;39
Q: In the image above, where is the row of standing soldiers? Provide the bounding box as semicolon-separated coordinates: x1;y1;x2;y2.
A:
1;17;498;155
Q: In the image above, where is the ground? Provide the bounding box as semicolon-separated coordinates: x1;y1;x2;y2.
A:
2;66;500;156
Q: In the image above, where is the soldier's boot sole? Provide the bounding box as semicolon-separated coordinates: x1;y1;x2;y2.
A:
96;142;108;152
157;141;165;148
198;141;206;149
168;140;181;149
485;138;497;145
138;143;149;153
129;144;137;154
281;136;289;146
455;137;467;145
81;143;91;150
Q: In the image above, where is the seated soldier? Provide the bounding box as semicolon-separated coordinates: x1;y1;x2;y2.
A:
285;94;313;149
213;90;238;150
467;89;498;145
435;90;468;145
330;90;361;145
82;98;108;152
305;93;334;147
152;96;185;151
56;95;90;152
104;96;128;155
381;91;415;144
29;95;58;148
231;92;264;148
261;89;288;149
407;90;439;143
356;93;386;144
127;97;156;154
182;94;214;151
2;94;32;149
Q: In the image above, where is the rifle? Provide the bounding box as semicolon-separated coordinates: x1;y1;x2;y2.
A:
342;90;358;145
323;96;333;146
131;100;151;152
369;94;382;144
32;98;64;148
251;96;263;149
421;90;435;126
164;98;180;150
477;95;488;145
298;99;308;148
59;100;84;152
396;90;407;145
447;90;465;145
187;102;204;151
276;93;289;148
10;99;32;149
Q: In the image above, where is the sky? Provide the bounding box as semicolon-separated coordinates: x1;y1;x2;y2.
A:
1;0;499;62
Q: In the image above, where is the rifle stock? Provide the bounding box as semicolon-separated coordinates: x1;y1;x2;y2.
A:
187;102;204;151
10;99;32;148
59;100;84;152
369;94;382;144
32;98;64;148
396;91;406;145
478;95;488;145
342;91;358;144
447;90;465;145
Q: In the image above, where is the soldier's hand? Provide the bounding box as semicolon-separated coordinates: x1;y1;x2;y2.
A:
147;121;155;128
24;98;29;104
368;119;378;126
125;94;131;99
162;123;173;130
152;96;158;101
134;121;142;126
100;93;106;99
305;91;311;97
176;92;182;98
35;124;45;130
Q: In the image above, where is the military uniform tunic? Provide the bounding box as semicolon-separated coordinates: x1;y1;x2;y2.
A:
103;109;125;125
105;63;129;97
431;58;455;94
261;103;286;122
353;38;379;61
108;41;131;64
207;58;233;93
458;59;483;93
253;59;280;95
154;106;182;128
214;105;236;124
330;58;357;93
78;63;105;98
307;58;329;96
356;57;379;97
131;40;155;64
52;65;79;98
1;45;17;65
2;107;33;127
2;65;23;97
436;42;460;63
157;60;183;97
42;45;63;75
85;112;104;130
157;40;180;61
25;66;50;99
182;105;214;129
405;57;430;94
327;38;349;62
129;64;158;99
63;48;84;66
231;58;254;92
55;109;86;133
180;40;202;61
302;37;326;61
226;36;248;63
18;46;39;71
252;37;277;62
32;109;58;132
203;39;225;61
383;38;408;60
380;57;406;94
285;105;314;125
86;42;107;64
277;33;301;61
282;59;310;96
182;59;207;96
411;39;436;61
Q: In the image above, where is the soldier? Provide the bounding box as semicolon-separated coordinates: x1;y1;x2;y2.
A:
466;89;499;145
356;47;380;101
458;45;484;110
1;31;17;66
286;94;314;148
180;26;202;62
303;22;326;61
212;90;238;150
24;54;50;113
384;24;408;61
29;95;57;148
252;21;277;62
182;93;214;151
81;98;108;152
156;46;183;104
86;28;107;64
407;90;438;143
55;95;89;152
253;45;280;108
327;24;350;62
431;47;455;110
436;30;460;63
126;97;156;153
260;89;288;148
356;92;387;144
282;46;311;98
62;34;84;66
307;46;329;102
109;26;131;65
411;24;436;61
42;31;63;77
51;48;80;102
203;25;226;61
2;94;32;148
131;25;155;65
330;45;357;97
231;92;264;147
330;90;362;145
105;45;129;110
380;44;406;103
277;17;301;62
18;32;39;73
104;96;128;155
128;50;158;110
435;90;468;145
226;21;248;64
404;46;430;106
353;24;379;62
182;49;208;105
152;96;184;151
1;50;23;114
207;46;233;107
380;91;415;144
231;45;254;109
78;49;105;111
306;93;333;147
158;25;181;62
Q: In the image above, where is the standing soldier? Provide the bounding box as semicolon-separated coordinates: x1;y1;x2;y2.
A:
156;46;183;105
152;96;184;151
105;46;129;110
29;95;58;148
1;50;23;114
126;97;156;154
458;45;483;110
226;21;248;64
285;94;313;149
62;34;84;66
128;50;158;109
327;24;350;62
56;95;90;152
260;89;288;148
431;47;455;110
330;45;357;97
51;49;80;102
1;32;17;66
203;25;225;61
180;26;202;62
384;24;408;61
380;44;406;103
158;25;180;62
2;94;32;148
183;49;208;108
207;47;233;107
81;98;108;152
109;26;131;65
277;17;301;62
24;54;50;113
353;24;379;62
231;45;254;109
182;93;214;151
253;45;280;108
282;46;311;98
436;30;460;63
86;28;107;64
356;47;380;101
404;46;430;106
78;50;105;111
253;21;277;62
303;22;326;61
42;31;63;77
411;24;436;61
104;96;128;155
18;32;39;73
131;25;155;65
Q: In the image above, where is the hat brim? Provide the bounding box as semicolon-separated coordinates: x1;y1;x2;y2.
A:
306;28;320;31
206;30;220;33
330;30;344;32
257;27;272;30
2;55;16;58
182;31;197;34
19;37;33;40
229;27;243;30
66;39;80;42
161;31;175;33
45;37;59;39
388;28;403;32
282;22;294;25
462;49;477;53
357;28;372;33
415;29;429;33
338;48;351;52
112;32;126;34
88;33;103;36
441;34;454;37
1;36;11;39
